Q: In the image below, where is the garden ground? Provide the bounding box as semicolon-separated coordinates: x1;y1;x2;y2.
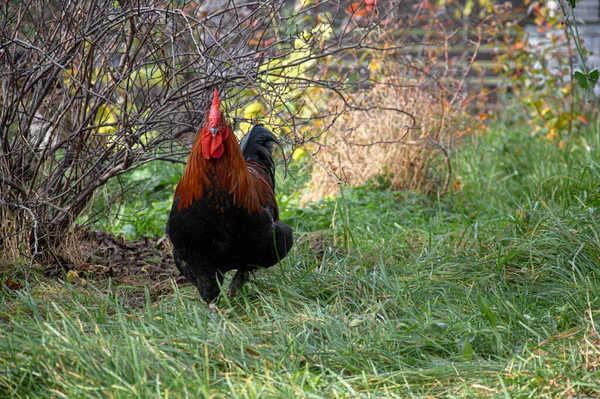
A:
2;122;600;398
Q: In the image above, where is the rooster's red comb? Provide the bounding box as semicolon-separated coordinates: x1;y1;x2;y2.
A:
208;88;221;128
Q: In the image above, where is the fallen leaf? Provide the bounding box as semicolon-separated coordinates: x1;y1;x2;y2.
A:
66;270;88;287
245;347;260;357
3;278;23;291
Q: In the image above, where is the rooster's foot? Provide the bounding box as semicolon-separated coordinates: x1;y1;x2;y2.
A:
227;270;250;298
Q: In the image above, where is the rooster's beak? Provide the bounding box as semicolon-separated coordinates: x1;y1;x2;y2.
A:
209;127;219;137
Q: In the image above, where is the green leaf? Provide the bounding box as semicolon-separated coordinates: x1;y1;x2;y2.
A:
589;69;600;87
574;71;589;90
574;70;599;102
427;322;448;334
492;331;503;355
461;336;473;361
567;0;578;8
477;296;497;329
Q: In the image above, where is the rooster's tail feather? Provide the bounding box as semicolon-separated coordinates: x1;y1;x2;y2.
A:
240;125;278;189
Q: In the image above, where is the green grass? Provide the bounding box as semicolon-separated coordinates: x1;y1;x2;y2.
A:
2;123;600;398
85;160;184;240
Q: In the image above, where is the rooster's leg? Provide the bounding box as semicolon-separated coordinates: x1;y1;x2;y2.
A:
227;270;250;298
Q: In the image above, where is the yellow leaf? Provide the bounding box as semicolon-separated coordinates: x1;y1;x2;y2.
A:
238;122;251;135
464;0;474;16
94;104;119;135
66;270;79;281
300;30;312;42
66;270;87;287
243;101;263;118
543;129;557;141
369;59;381;74
292;147;306;161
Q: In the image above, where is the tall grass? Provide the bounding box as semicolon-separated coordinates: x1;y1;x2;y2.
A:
2;123;600;398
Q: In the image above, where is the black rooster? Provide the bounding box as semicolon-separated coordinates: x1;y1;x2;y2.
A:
167;89;293;303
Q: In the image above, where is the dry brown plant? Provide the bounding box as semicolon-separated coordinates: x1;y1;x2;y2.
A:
304;64;476;202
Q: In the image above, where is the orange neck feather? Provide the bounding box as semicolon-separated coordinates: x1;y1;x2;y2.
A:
175;123;264;212
174;90;275;214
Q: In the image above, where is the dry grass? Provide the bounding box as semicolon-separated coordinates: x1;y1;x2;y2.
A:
581;311;600;373
0;211;84;269
304;69;476;201
0;207;31;264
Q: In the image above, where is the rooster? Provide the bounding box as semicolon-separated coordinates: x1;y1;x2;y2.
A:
167;88;293;303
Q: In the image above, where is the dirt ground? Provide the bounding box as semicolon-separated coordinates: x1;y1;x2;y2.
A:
44;229;179;281
1;229;188;308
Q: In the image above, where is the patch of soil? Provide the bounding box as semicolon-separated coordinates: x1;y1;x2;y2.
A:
43;229;186;289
